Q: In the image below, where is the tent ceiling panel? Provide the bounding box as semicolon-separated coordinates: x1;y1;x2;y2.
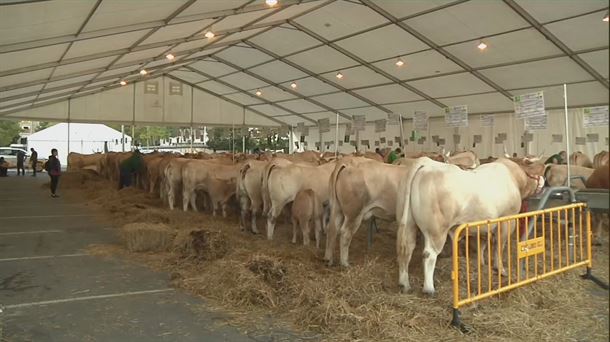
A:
480;56;593;89
273;99;325;114
304;111;339;122
248;104;290;117
4;101;69;120
407;73;494;98
248;27;322;56
384;100;445;118
215;46;274;69
310;92;370;110
578;49;609;79
256;1;328;25
190;60;238;77
44;74;96;90
180;46;226;59
245;109;286;126
141;20;213;45
255;86;296;102
82;78;120;92
289;77;341;97
269;114;306;126
82;0;188;32
510;81;608;109
217;72;270;91
96;65;141;80
371;49;463;81
114;47;170;66
286;45;358;73
0;44;69;72
167;39;208;56
353;84;423;104
248;60;309;84
212;9;275;32
64;30;150;60
197;80;238;95
340;106;388;121
514;0;608;23
545;11;610;51
444;28;563;68
53;56;116;77
368;0;455;19
335;24;428;62
174;0;249;19
440;93;514;113
320;65;392;89
293;0;388;41
224;92;265;106
168;70;208;84
215;27;268;43
39;86;83;100
0;96;37;109
0;84;43;99
0;0;96;45
0;68;53;88
404;0;529;45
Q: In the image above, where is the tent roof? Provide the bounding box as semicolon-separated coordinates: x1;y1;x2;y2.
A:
28;123;129;141
0;0;608;126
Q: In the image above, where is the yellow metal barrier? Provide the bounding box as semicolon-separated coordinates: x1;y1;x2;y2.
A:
451;203;593;330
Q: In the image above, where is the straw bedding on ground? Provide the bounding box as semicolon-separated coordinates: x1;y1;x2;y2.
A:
56;171;608;342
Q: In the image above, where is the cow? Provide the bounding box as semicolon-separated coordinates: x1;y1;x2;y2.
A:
146;154;176;195
569;151;593;168
394;156;546;294
163;158;190;210
67;152;104;172
181;160;240;217
262;159;335;240
480;156;498;164
585;164;610;245
442;149;479;169
291;189;324;248
236;159;268;234
544;164;594;189
324;156;417;266
593;151;609;169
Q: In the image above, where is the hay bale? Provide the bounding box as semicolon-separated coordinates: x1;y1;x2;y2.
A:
119;223;175;252
173;229;229;261
246;254;287;288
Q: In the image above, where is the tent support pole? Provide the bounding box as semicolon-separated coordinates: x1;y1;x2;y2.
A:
289;126;294;154
67;99;71;158
335;113;339;157
132;82;136;151
190;87;194;154
399;114;404;148
564;84;571;188
121;125;125;152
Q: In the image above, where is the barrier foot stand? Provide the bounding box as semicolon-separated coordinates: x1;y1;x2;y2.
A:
581;267;610;290
450;308;472;334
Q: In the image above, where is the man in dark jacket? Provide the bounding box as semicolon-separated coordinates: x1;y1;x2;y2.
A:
118;149;144;189
0;157;8;177
45;148;61;197
30;148;38;176
16;150;26;176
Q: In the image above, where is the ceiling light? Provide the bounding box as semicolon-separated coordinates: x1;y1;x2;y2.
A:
255;89;262;96
266;0;278;6
120;80;127;86
395;58;404;67
603;12;609;22
205;31;215;39
336;71;344;79
166;53;175;60
290;82;297;89
139;69;148;75
477;41;488;50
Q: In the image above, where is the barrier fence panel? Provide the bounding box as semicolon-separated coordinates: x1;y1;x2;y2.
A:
451;203;593;330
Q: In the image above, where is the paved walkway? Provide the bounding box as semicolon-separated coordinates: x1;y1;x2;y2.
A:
0;172;302;341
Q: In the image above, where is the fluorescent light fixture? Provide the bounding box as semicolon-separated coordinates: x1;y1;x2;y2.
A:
290;82;297;89
336;71;344;79
255;89;262;96
166;53;175;60
139;69;148;75
120;80;127;86
477;41;487;50
205;31;215;39
395;58;404;67
266;0;278;6
603;12;609;22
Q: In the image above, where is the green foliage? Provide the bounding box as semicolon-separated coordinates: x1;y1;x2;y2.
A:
206;127;288;153
35;121;54;132
0;120;21;146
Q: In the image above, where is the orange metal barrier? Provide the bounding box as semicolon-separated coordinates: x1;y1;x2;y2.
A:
451;203;593;330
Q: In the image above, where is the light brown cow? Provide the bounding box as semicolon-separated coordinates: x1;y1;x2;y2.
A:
585;164;610;245
262;159;335;240
163;158;190;210
324;156;416;266
236;159;268;233
544;164;594;189
291;189;324;248
394;157;545;294
569;151;593;168
593;151;609;169
442;149;480;169
181;160;241;217
67;152;104;172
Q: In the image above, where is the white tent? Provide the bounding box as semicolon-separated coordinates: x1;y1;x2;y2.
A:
27;123;131;165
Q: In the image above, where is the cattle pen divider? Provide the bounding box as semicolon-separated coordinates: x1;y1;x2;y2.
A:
449;202;605;332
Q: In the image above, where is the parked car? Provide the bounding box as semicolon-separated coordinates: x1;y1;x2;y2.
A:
0;147;45;171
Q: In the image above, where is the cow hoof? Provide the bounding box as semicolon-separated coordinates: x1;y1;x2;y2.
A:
592;240;602;246
399;284;412;294
422;288;436;297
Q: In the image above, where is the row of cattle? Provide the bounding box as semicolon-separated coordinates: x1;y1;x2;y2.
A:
67;149;609;294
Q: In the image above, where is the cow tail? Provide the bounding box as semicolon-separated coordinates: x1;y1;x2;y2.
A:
396;159;427;230
261;162;277;216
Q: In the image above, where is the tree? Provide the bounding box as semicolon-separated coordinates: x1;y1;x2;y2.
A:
0;120;21;146
35;121;54;132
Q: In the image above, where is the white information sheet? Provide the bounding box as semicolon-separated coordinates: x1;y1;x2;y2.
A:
514;91;545;119
414;111;428;131
445;105;469;127
583;106;609;128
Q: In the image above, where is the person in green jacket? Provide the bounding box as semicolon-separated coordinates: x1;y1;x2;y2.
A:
119;149;144;189
544;150;566;165
387;148;401;164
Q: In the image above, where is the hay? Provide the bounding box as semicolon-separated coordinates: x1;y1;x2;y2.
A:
62;170;608;342
119;223;175;252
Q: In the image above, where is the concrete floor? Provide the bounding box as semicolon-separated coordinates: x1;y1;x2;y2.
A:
0;171;308;342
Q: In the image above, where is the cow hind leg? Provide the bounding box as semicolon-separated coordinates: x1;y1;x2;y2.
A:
421;231;448;295
397;219;418;294
251;209;259;234
266;206;282;240
324;212;343;265
302;219;311;246
314;218;322;249
339;215;363;267
291;217;298;244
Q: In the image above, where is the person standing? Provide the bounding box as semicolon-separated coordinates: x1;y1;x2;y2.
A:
118;149;144;189
30;148;38;177
0;157;8;177
45;148;61;197
16;150;26;176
